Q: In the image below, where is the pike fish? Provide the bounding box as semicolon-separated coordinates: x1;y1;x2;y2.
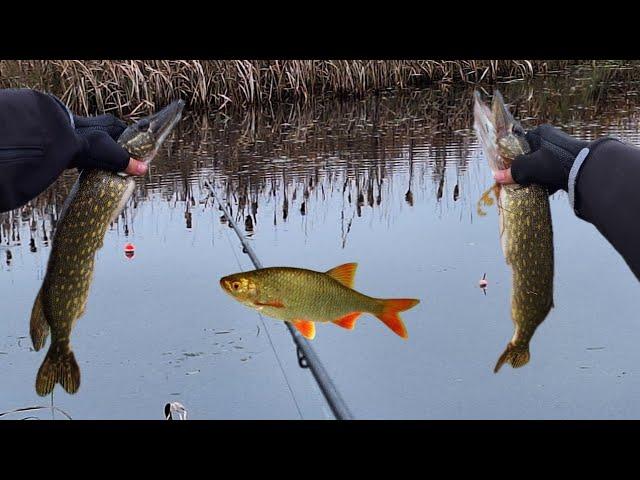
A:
220;263;420;340
29;100;185;396
473;90;554;373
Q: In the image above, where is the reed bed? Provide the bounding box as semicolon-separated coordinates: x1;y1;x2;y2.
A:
0;60;575;115
4;66;640;249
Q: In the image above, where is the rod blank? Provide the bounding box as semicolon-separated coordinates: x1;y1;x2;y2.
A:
205;180;354;420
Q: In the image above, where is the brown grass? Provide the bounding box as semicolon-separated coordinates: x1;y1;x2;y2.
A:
0;60;576;115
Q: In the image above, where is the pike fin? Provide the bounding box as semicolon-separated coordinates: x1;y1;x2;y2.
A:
292;320;316;340
107;179;136;225
254;300;285;308
325;263;358;289
375;298;420;339
476;183;501;217
35;342;80;396
333;312;361;330
30;289;49;352
494;343;530;373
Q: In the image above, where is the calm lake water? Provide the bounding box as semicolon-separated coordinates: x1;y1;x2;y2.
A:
3;66;640;419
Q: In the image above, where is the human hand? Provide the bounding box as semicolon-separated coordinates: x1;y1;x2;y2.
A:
493;124;588;194
71;113;148;176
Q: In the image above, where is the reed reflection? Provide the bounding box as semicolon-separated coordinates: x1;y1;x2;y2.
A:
3;70;640;258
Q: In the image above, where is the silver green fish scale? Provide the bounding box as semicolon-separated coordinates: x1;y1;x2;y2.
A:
250;267;379;323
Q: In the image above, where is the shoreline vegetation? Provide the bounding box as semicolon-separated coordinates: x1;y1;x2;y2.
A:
0;59;598;115
4;66;637;248
2;62;639;248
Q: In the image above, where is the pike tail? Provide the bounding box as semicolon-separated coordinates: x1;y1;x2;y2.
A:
35;341;80;396
494;343;530;373
375;298;420;339
30;289;50;351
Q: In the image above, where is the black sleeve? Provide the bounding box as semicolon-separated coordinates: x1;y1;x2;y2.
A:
0;88;88;212
574;138;640;280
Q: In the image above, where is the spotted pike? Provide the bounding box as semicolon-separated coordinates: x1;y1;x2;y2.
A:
29;100;184;396
220;263;420;340
473;90;554;373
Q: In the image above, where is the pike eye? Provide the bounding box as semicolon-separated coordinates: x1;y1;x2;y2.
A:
232;282;241;290
137;120;150;131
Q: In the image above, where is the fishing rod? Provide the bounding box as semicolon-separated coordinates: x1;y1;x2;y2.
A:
204;179;354;421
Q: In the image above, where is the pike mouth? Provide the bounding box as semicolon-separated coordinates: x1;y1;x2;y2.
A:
143;99;186;162
149;99;185;143
117;99;185;176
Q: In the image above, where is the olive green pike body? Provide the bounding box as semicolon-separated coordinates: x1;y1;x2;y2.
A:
30;100;184;396
473;90;554;372
30;171;132;395
240;267;383;322
498;183;554;361
41;172;132;338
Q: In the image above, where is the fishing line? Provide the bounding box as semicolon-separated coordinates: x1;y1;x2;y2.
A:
0;404;72;420
205;179;353;420
217;187;304;420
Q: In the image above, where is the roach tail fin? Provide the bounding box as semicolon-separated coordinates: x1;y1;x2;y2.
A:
35;342;80;396
30;289;49;351
375;298;420;339
494;343;530;373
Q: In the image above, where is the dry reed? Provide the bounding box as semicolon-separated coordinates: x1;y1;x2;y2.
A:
0;60;578;115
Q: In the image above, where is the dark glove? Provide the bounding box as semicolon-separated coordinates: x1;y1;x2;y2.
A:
73;113;127;141
70;130;130;172
45;93;131;173
511;124;589;194
70;113;131;172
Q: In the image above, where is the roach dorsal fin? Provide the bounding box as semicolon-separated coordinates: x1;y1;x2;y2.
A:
325;263;358;288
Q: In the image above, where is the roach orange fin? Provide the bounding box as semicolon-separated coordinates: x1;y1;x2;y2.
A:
375;298;420;339
292;320;316;340
325;263;358;288
333;312;361;330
